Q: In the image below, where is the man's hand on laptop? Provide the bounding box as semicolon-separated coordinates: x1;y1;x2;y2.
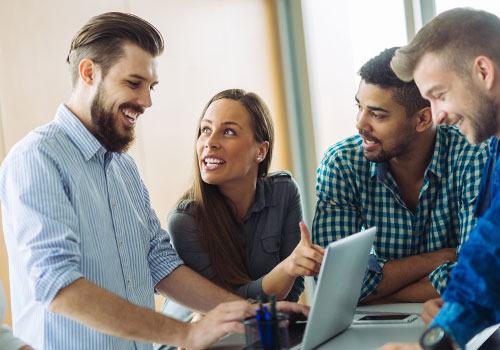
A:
184;300;253;350
274;301;310;319
181;300;308;349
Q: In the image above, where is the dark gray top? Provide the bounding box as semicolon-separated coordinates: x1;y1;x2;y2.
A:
158;171;304;325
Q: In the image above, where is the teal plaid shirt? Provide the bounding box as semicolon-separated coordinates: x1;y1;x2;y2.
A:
312;125;488;300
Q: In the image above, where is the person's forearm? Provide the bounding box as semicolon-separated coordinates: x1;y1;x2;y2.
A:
156;265;242;313
362;248;456;303
48;278;189;346
261;262;296;300
364;276;439;304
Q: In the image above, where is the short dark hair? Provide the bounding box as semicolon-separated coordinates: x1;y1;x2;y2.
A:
67;12;164;88
392;8;500;82
359;47;429;117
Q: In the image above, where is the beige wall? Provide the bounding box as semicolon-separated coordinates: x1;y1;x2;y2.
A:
0;0;290;326
0;112;8;325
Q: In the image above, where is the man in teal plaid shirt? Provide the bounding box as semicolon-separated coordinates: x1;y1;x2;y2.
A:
312;47;488;304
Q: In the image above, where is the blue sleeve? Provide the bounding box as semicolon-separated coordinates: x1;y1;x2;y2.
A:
432;180;500;347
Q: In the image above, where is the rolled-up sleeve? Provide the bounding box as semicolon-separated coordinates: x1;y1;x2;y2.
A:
0;147;83;307
143;184;183;287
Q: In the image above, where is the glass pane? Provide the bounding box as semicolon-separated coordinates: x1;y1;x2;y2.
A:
302;0;407;162
436;0;500;16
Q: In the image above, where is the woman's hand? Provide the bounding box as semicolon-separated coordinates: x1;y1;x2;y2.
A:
283;222;325;278
262;222;325;299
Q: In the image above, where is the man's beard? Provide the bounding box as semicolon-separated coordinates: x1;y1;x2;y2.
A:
462;88;499;144
90;84;136;153
360;130;412;163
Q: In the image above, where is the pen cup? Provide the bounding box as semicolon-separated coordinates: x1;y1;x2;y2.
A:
243;313;290;350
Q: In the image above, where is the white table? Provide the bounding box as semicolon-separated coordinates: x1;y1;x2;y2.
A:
209;303;499;349
320;304;498;350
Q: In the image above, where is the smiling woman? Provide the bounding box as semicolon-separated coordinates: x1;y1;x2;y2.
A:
154;89;325;349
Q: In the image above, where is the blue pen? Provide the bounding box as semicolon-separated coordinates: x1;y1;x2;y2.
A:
256;296;267;348
263;305;273;349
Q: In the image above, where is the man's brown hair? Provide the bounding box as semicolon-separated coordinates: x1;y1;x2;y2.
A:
391;8;500;82
67;12;163;88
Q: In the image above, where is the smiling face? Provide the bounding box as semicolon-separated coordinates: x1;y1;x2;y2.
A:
196;98;267;189
89;43;159;152
355;80;418;162
414;52;498;144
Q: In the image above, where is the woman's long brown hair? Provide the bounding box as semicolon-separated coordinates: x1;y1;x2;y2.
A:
181;89;274;290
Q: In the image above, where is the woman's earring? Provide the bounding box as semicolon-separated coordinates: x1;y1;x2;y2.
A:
257;157;262;161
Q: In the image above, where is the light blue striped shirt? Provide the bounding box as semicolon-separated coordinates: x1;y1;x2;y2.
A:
0;104;183;349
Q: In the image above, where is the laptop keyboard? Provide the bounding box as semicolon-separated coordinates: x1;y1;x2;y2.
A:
288;321;307;347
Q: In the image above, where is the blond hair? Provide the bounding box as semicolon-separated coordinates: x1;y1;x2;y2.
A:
391;8;500;82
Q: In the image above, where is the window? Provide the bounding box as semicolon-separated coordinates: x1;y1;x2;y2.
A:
302;0;407;161
435;0;500;17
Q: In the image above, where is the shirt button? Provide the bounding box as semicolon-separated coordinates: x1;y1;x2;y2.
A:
119;241;124;246
112;203;117;208
126;279;131;285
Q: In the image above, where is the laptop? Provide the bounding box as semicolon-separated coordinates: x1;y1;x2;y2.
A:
209;227;376;350
289;227;376;349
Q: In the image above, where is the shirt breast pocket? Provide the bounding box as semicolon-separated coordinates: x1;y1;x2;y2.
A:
259;235;281;272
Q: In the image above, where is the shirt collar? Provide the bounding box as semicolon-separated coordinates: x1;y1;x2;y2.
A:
425;125;445;179
54;103;107;161
489;136;499;156
370;126;443;182
243;177;275;220
474;136;498;217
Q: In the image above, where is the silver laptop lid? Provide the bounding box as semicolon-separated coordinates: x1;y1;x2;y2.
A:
300;227;376;350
